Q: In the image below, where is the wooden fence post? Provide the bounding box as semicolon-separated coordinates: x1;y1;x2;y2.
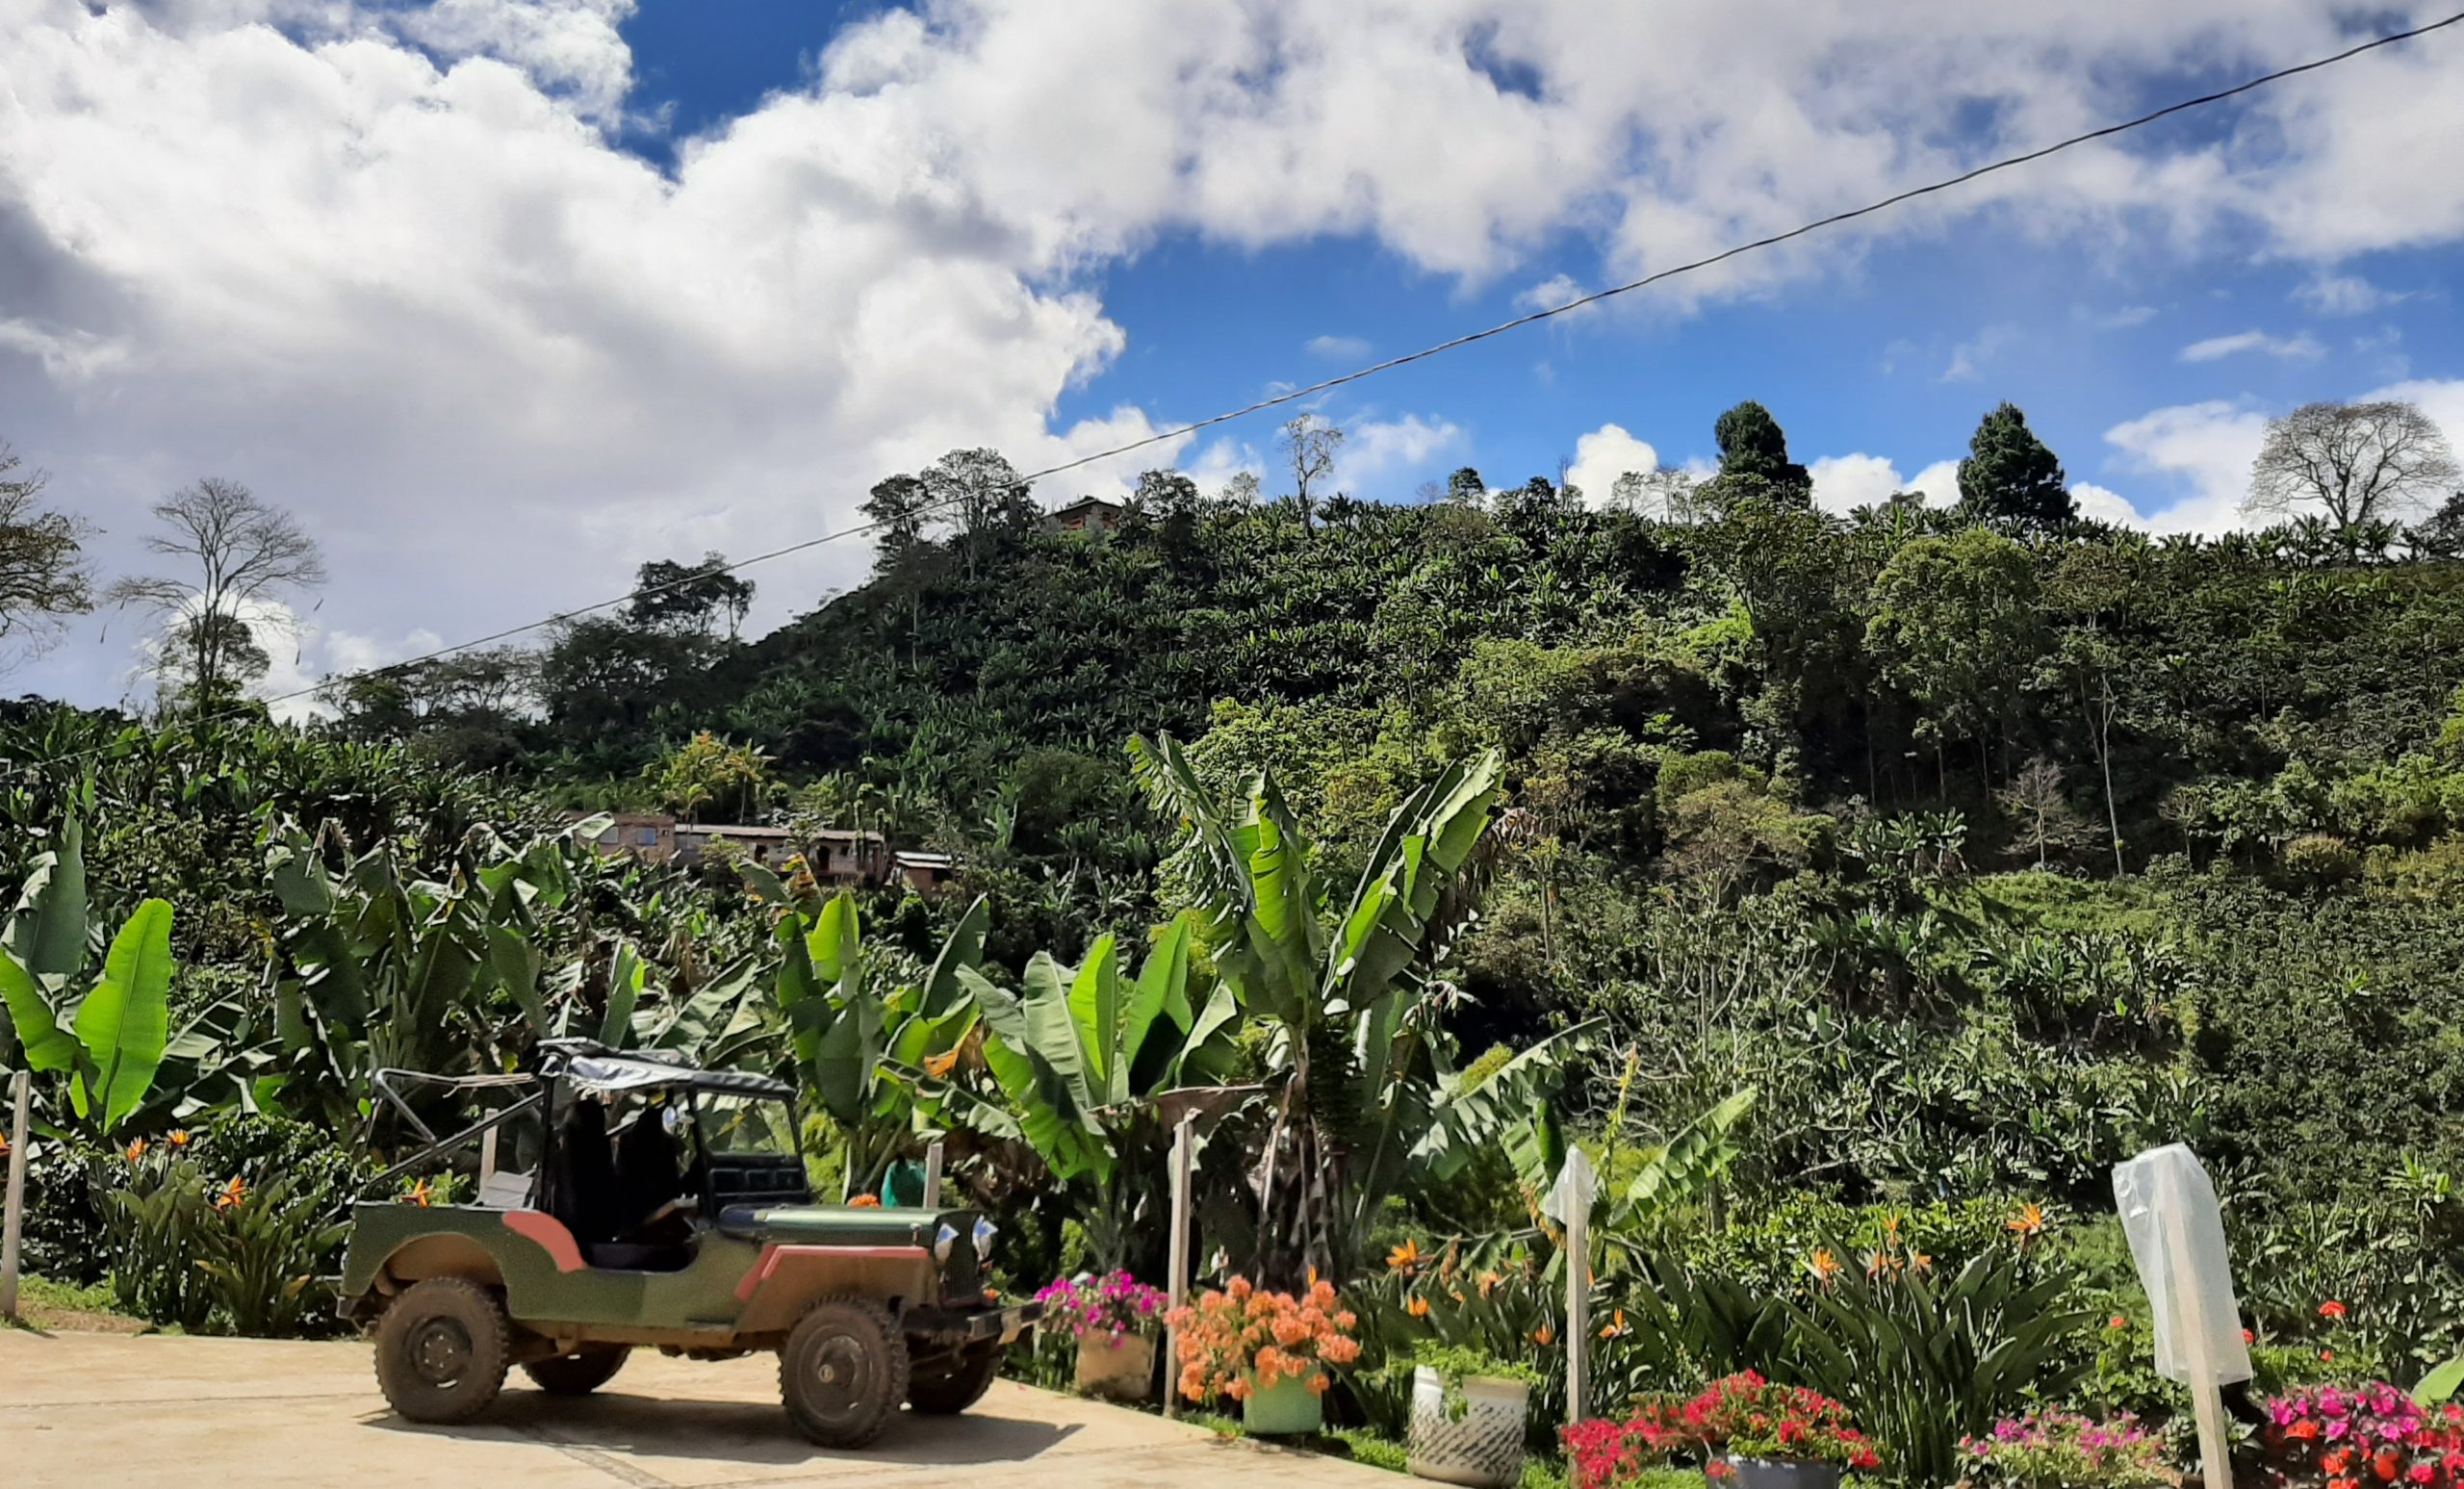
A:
1;1070;28;1322
922;1139;945;1208
1546;1149;1597;1428
1163;1114;1194;1420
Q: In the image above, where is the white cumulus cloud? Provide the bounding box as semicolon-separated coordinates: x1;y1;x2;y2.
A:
2178;329;2325;363
1565;424;1662;508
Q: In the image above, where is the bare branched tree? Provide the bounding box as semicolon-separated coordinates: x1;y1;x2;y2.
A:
0;441;96;670
106;478;327;708
1995;757;2092;869
1279;413;1343;532
2246;400;2460;533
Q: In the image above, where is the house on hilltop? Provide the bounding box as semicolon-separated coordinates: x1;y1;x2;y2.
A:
576;811;953;892
1046;495;1124;537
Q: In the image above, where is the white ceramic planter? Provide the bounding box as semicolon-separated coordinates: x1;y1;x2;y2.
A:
1406;1366;1527;1488
1072;1333;1155;1401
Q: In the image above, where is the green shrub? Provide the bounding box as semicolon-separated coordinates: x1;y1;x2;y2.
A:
2279;833;2361;886
93;1116;360;1337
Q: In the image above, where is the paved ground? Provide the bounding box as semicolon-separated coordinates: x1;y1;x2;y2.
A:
0;1330;1394;1488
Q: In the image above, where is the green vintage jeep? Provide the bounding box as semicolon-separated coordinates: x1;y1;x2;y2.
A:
338;1040;1040;1447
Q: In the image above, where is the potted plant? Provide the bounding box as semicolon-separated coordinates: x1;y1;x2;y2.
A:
1037;1271;1168;1401
1957;1411;2172;1488
1407;1346;1539;1488
1676;1373;1882;1489
1166;1277;1363;1435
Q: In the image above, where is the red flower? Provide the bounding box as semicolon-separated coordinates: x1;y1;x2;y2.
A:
2244;1327;2257;1345
2292;1420;2324;1442
2110;1315;2130;1331
2322;1299;2349;1321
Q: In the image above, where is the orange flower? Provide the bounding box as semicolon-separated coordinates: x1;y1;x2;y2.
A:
1477;1271;1502;1298
1532;1324;1555;1347
2007;1202;2046;1240
1910;1252;1934;1272
0;1132;10;1158
1405;1296;1430;1319
167;1129;192;1149
2320;1299;2348;1321
405;1178;434;1208
2323;1349;2336;1362
1387;1240;1424;1274
125;1137;148;1163
1808;1248;1842;1284
2110;1315;2130;1331
923;1049;961;1079
1599;1310;1630;1341
216;1175;247;1211
848;1194;883;1208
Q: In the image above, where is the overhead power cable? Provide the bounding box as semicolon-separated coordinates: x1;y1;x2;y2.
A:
31;6;2464;747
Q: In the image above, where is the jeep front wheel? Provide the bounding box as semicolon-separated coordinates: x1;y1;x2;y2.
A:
374;1278;511;1424
908;1343;1002;1415
522;1344;631;1396
780;1297;909;1448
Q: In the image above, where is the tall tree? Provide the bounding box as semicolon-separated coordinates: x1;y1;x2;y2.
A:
0;442;94;669
1711;400;1811;502
1863;527;2047;789
2246;400;2459;535
1956;402;2075;525
628;552;755;638
920;448;1031;578
1279;412;1343;532
105;478;325;710
1444;466;1487;503
861;475;931;574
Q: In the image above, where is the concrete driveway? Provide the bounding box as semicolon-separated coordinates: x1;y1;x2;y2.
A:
0;1331;1395;1488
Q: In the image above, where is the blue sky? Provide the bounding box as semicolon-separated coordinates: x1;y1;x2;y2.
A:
4;0;2463;707
603;0;2462;524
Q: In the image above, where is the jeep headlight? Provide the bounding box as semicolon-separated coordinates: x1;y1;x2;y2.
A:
935;1222;959;1266
973;1217;997;1259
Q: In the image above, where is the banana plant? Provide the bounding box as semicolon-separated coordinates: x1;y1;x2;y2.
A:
955;911;1244;1271
0;895;178;1134
768;887;988;1196
1129;733;1598;1282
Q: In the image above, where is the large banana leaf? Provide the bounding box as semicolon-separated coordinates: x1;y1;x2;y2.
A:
1617;1086;1759;1224
9;817;89;980
0;946;80;1073
71;898;176;1129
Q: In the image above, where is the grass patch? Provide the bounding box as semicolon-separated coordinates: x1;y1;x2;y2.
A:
4;1274;145;1332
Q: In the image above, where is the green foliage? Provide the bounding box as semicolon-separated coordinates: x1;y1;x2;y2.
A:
0;845;180;1134
1956;402;2075;526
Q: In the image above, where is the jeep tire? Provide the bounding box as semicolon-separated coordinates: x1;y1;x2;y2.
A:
908;1342;1003;1415
374;1278;512;1424
522;1344;631;1396
780;1297;909;1448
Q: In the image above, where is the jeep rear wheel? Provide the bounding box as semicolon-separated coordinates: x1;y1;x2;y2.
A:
522;1345;631;1396
374;1278;511;1424
907;1343;1002;1415
780;1297;909;1448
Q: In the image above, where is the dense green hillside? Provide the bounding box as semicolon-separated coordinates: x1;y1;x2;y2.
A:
17;414;2464;1376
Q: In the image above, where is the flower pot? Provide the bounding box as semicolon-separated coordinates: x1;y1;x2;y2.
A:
1241;1372;1324;1436
1715;1457;1839;1489
1406;1366;1527;1488
1073;1333;1155;1401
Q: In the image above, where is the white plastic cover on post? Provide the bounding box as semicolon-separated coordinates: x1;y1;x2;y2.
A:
2114;1143;2251;1386
1546;1149;1597;1426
